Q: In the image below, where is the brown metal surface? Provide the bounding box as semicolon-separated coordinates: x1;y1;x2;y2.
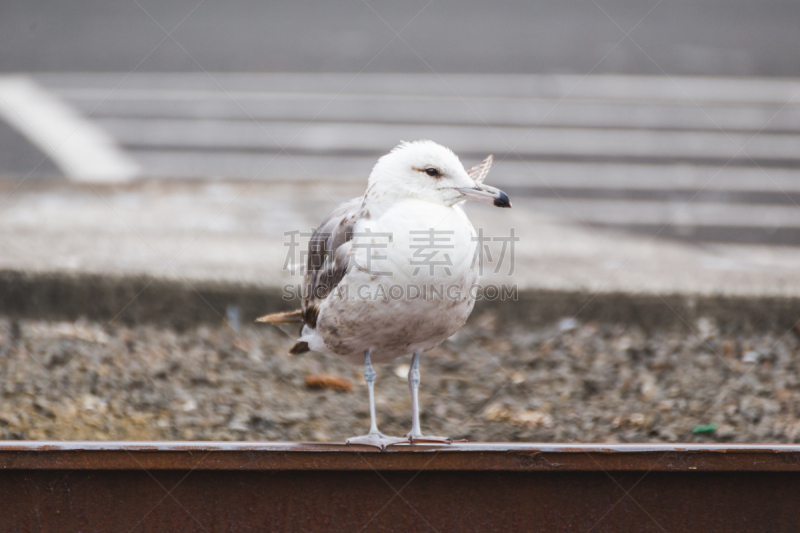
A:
2;442;800;532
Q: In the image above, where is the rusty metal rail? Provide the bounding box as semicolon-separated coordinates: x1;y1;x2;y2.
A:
2;442;800;531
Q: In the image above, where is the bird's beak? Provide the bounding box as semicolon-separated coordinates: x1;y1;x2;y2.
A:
455;184;512;208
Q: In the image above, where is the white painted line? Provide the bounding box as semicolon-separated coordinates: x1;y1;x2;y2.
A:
523;198;800;228
56;92;800;134
36;72;800;104
128;151;800;195
94;117;800;161
0;75;139;183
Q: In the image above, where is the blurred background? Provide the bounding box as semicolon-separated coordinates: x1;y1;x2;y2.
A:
0;0;799;443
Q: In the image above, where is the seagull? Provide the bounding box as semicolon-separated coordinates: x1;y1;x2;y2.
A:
257;140;511;449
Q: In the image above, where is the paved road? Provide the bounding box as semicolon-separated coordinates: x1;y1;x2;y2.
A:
3;0;800;76
3;72;798;246
4;178;800;297
2;0;799;249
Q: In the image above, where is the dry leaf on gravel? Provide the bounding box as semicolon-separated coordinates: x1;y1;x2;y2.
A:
304;374;354;393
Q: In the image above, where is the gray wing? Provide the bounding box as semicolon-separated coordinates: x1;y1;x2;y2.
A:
302;197;364;328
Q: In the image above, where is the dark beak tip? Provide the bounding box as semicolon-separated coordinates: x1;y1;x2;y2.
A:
494;191;512;209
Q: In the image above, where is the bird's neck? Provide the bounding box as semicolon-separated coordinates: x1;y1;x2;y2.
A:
361;178;402;219
362;180;451;219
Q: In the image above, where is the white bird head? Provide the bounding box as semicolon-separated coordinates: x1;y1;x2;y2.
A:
364;140;511;211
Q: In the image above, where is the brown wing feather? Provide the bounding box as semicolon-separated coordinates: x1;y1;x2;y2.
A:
303;197;364;328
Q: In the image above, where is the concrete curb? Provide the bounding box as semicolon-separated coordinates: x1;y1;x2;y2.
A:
0;270;288;331
1;270;799;333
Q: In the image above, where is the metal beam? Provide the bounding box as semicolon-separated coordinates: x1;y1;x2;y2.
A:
2;442;800;531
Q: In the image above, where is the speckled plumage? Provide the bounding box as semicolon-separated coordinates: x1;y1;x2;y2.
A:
301;197;478;363
257;140;510;447
296;141;497;364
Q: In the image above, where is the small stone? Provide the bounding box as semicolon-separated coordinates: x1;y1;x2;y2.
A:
232;338;251;352
33;400;56;419
696;317;717;339
657;400;674;411
130;413;148;426
640;374;657;401
51;321;109;344
722;341;734;357
81;394;107;413
0;412;20;427
483;403;510;421
512;410;553;429
394;364;410;379
742;351;761;363
716;424;736;439
28;429;48;440
558;318;579;332
228;415;249;432
658;428;679;441
786;421;800;440
311;430;329;441
279;410;309;424
628;413;646;426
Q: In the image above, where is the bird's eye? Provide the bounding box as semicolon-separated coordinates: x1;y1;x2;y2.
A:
425;168;440;177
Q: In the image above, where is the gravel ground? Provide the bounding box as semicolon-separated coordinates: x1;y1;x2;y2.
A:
0;313;799;443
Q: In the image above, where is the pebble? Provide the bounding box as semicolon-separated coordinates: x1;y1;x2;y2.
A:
742;351;761;363
0;315;797;443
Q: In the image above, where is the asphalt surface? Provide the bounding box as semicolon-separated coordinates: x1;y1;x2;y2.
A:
3;0;800;76
3;72;799;248
4;179;800;297
0;0;798;256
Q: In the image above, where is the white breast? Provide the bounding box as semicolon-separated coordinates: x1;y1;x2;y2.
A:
302;199;479;364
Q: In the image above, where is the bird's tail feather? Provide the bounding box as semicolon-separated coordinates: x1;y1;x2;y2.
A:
255;309;304;324
256;309;309;355
289;341;310;355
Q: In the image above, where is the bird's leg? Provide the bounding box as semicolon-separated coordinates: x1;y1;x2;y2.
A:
346;350;407;450
408;352;423;438
406;352;465;445
365;350;379;434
